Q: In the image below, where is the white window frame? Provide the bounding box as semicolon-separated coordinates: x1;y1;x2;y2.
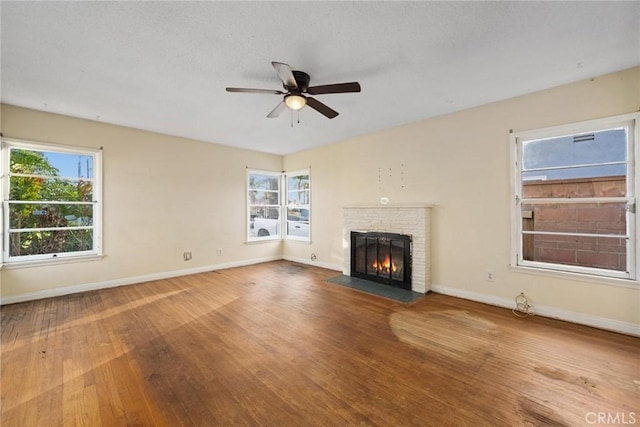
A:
510;113;638;282
284;168;311;242
246;168;311;243
247;169;282;242
1;137;103;265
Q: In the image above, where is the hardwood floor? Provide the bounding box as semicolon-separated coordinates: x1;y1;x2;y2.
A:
1;260;638;426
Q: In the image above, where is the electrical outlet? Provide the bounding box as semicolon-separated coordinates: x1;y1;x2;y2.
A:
310;253;317;261
183;251;192;261
486;270;495;282
217;248;223;256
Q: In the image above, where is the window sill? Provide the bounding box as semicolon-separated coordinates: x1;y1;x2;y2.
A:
509;264;639;289
284;237;311;244
245;239;283;245
1;254;104;270
245;238;311;244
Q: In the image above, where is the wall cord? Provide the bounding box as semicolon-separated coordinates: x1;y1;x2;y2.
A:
513;292;535;318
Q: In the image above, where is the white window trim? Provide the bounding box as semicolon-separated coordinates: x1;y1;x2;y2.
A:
1;137;103;265
510;112;639;284
246;168;311;243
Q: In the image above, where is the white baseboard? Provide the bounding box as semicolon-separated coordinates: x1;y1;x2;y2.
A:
0;256;282;305
430;284;640;337
7;262;635;337
283;255;342;272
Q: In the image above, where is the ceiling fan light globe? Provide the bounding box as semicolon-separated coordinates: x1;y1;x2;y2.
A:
285;94;306;111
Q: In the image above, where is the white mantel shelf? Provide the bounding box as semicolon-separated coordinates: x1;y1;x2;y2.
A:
342;205;432;294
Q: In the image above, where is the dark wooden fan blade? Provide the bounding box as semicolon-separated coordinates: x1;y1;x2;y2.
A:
306;97;339;119
307;82;361;95
267;101;286;118
271;62;298;90
226;87;284;95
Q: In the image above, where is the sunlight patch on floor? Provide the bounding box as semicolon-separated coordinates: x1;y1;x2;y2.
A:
2;285;241;413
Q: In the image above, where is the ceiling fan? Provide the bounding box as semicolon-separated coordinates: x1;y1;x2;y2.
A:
226;61;361;119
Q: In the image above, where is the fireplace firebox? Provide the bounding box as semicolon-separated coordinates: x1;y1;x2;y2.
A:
350;231;412;290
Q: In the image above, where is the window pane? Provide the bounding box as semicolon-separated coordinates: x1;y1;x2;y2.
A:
286;207;309;238
9;203;94;229
287;190;309;204
522;202;626;235
522;233;626;272
10;176;93;201
287;174;309;204
287;174;309;189
522;128;626;197
249;190;279;205
521;202;627;271
522;176;625;198
11;149;93;178
522;128;626;178
9;229;93;256
249;206;280;238
250;206;280;221
249;174;279;191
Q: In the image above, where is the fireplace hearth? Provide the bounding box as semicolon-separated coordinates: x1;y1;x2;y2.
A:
350;231;412;290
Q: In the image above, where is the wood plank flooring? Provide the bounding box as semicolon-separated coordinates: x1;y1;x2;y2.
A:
1;260;638;426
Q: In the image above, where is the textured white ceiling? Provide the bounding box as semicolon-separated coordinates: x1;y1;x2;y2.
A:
2;1;639;155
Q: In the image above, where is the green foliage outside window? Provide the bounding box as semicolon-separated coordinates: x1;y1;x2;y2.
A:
8;148;94;257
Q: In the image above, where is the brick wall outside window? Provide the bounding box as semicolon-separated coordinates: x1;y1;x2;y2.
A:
522;176;626;271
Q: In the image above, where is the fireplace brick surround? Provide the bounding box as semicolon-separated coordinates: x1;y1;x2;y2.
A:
342;205;432;293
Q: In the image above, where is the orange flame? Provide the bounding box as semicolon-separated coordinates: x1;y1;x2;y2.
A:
372;255;397;273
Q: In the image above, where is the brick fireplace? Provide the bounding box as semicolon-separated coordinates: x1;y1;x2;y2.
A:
342;205;431;293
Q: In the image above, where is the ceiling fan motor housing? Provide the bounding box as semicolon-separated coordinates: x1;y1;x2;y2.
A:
289;71;310;92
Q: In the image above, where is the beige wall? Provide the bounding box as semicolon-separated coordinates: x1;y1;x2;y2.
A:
0;105;283;299
283;67;640;328
2;67;638;331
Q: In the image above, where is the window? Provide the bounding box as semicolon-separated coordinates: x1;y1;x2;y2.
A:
285;170;310;241
511;113;638;280
247;168;311;242
247;170;282;241
1;138;102;264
